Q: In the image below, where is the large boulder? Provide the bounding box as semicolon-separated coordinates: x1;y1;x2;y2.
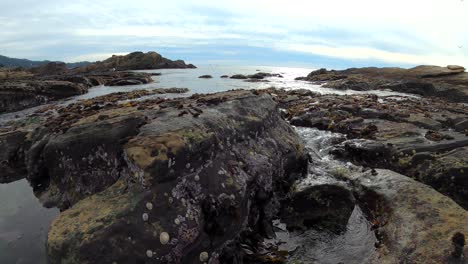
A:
27;90;307;263
347;169;468;263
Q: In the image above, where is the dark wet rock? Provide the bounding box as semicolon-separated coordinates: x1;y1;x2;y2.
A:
403;147;468;209
247;72;283;79
220;75;229;78
403;114;443;130
230;74;248;79
0;130;28;183
345;169;468;263
4;90;308;263
150;72;162;76
71;51;196;73
323;78;373;91
198;75;213;79
281;184;355;233
425;130;454;141
244;79;270;83
451;232;465;259
29;115;147;209
454;119;468;133
307;68;328;78
103;72;153;86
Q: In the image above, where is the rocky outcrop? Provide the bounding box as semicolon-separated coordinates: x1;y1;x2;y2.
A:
347;169;468;264
72;51;196;73
296;65;468;102
0;71;154;113
29;62;69;76
229;74;248;79
0;80;88;113
198;75;213;79
0;90;307;263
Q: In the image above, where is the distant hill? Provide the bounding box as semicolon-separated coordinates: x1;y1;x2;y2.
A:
0;55;91;69
72;51;196;73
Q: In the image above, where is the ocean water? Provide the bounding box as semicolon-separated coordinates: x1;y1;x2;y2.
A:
73;65;417;100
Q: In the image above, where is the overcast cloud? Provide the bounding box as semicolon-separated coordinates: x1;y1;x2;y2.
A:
0;0;467;68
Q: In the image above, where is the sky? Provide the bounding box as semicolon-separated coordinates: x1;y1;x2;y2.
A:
1;0;467;69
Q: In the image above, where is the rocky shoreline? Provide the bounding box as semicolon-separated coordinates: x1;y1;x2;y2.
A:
0;51;197;114
296;65;468;102
0;65;467;263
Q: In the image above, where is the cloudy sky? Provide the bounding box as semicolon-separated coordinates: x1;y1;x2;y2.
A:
1;0;467;68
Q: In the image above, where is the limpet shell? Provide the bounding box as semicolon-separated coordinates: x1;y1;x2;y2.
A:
146;202;153;210
199;251;209;262
160;232;170;245
142;213;149;221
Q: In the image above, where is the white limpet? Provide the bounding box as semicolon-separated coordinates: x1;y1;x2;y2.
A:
199;251;209;262
186;163;191;169
160;232;170;245
146;202;153;210
174;218;181;225
146;250;153;258
142;213;149;222
194;175;200;181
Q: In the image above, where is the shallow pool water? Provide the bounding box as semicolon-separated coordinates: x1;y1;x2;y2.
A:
0;180;59;264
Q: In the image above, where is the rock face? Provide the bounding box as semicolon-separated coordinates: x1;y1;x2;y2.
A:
347;169;468;264
72;51;196;73
296;65;468;102
1;90;306;263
